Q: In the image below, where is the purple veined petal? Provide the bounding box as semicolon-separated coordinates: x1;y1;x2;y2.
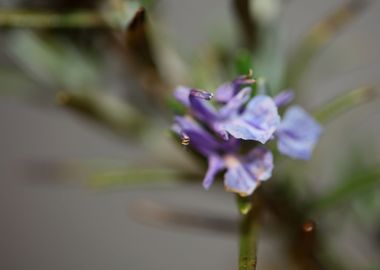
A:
215;75;255;104
244;95;281;131
244;146;273;182
276;105;323;160
222;119;271;144
189;90;218;123
223;95;280;143
203;155;225;190
174;116;220;156
273;90;295;107
219;87;252;118
215;82;235;103
223;155;258;196
174;86;191;106
212;122;230;140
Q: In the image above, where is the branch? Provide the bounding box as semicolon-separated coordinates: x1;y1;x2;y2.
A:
57;90;146;138
286;0;371;88
309;167;380;213
0;10;105;28
313;86;376;123
232;0;258;51
122;7;172;111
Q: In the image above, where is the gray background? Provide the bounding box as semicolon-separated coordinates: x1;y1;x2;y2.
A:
1;0;380;269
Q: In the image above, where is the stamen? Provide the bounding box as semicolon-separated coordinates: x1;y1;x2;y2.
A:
190;89;213;100
172;123;190;146
239;69;256;84
244;78;256;84
247;69;253;78
181;133;190;146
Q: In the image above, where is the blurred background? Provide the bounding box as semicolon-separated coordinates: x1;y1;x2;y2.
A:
0;0;380;269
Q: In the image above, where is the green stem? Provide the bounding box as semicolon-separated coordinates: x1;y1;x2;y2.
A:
238;198;260;270
0;10;106;28
313;86;376;123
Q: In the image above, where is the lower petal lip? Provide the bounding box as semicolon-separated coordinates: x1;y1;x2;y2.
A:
224;184;251;197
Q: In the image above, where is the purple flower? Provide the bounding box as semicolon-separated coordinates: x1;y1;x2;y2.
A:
222;95;280;143
173;115;273;196
204;148;274;197
172;74;322;196
203;148;274;197
273;90;295;107
276;106;323;160
174;85;280;144
172;116;222;156
215;72;256;103
223;147;273;196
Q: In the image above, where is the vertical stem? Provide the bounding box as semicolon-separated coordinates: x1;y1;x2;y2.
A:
238;197;260;270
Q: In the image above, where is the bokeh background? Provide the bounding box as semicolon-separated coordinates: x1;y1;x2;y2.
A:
0;0;380;269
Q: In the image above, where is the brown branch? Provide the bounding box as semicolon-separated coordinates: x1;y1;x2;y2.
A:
232;0;258;51
122;7;171;111
286;0;371;88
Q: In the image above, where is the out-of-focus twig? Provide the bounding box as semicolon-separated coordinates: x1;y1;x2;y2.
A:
286;0;371;88
122;7;171;111
232;0;258;51
0;10;105;28
89;168;198;188
313;86;376;123
309;167;380;213
23;158;199;188
130;200;238;235
57;90;146;137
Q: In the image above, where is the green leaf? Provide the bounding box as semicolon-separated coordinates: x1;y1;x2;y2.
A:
166;97;187;115
234;49;253;75
310;167;380;213
313;86;376;124
7;32;100;90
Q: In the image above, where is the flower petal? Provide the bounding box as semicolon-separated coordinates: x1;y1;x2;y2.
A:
174;86;191;106
223;95;280;143
273;90;294;107
223;155;258;196
245;146;273;181
215;82;235;103
203;155;225;190
277;106;323;160
219;87;251;118
222;119;270;144
215;75;255;103
189;90;218;123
